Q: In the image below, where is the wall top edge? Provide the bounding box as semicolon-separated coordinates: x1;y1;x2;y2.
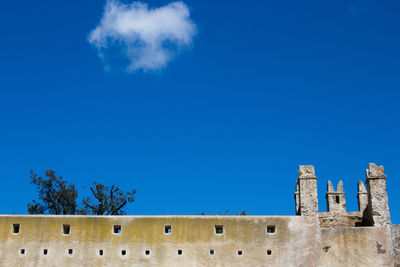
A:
0;215;299;219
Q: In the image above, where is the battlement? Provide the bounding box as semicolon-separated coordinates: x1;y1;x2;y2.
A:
295;163;391;228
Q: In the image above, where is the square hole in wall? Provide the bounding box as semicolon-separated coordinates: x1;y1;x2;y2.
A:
145;250;150;256
209;249;214;255
63;224;70;235
238;250;243;256
20;249;25;255
215;225;223;235
165;225;172;234
99;250;103;256
114;225;122;234
267;225;276;234
12;223;20;234
43;249;48;255
178;249;182;255
267;250;272;255
68;249;73;255
121;250;126;256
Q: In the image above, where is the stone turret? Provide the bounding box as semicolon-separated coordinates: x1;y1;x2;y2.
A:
326;180;346;214
365;163;391;226
357;180;368;214
296;165;318;216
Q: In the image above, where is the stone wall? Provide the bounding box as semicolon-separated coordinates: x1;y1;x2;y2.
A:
318;212;363;228
320;226;395;267
391;225;400;267
0;215;396;267
0;163;396;266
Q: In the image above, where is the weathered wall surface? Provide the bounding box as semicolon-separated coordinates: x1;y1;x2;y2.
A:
391;225;400;267
0;215;396;266
320;226;394;267
319;212;364;228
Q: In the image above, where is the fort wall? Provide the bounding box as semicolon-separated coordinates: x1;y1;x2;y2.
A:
0;215;396;267
0;163;397;266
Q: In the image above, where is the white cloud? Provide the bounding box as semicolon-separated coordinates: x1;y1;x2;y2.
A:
88;1;197;72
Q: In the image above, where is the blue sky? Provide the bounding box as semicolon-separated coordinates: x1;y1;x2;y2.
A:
0;0;400;222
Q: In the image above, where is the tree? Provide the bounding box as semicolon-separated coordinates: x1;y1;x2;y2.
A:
27;170;136;215
81;182;136;215
28;170;78;215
